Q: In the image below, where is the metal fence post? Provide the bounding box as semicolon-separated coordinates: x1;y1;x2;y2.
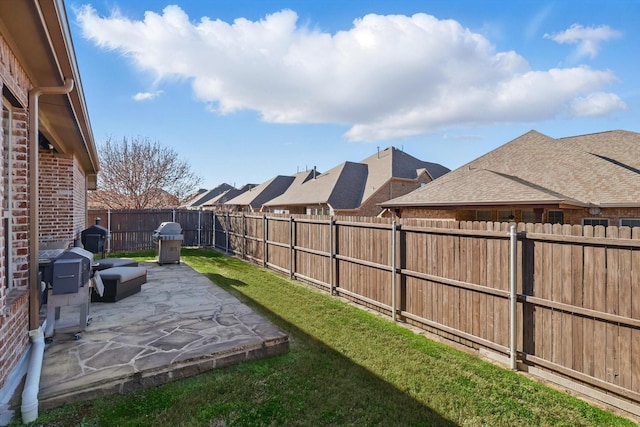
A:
289;216;295;279
242;213;246;259
263;214;267;268
225;212;230;253
197;209;202;247
329;216;334;296
391;220;397;322
509;224;517;371
107;208;112;253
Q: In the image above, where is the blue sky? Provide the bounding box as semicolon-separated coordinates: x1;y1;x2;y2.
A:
66;0;639;190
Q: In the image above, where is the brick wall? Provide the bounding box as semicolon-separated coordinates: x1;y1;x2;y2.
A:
73;156;88;238
0;32;33;391
0;289;28;390
356;176;431;217
397;206;640;226
11;109;29;288
0;103;30;391
38;151;77;245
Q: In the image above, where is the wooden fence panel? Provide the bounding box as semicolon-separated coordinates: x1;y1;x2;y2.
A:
293;219;331;286
228;214;245;256
243;215;264;262
266;217;291;273
335;221;393;309
213;214;228;250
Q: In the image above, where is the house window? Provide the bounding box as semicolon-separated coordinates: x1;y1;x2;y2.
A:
547;211;564;224
476;210;491;221
2;99;12;288
621;219;640;228
498;210;515;222
306;207;330;216
583;218;609;227
522;210;536;223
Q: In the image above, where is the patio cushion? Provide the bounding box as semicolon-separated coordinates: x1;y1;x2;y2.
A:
94;258;138;270
91;266;147;303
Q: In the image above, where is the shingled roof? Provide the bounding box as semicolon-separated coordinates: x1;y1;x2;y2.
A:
182;183;235;208
265;146;450;210
266;162;368;209
201;184;255;208
225;175;298;210
381;130;640;208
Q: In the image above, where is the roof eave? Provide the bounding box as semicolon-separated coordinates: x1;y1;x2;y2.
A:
0;0;99;174
381;199;579;209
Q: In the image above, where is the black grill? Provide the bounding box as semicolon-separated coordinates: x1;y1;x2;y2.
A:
81;218;109;258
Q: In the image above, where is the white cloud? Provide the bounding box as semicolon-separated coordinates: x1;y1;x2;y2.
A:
545;24;622;60
133;90;163;101
76;6;627;141
569;92;628;117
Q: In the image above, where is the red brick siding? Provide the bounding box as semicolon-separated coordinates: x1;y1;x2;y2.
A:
73;156;88;237
397;206;640;226
355;177;431;217
0;34;30;107
0;102;30;390
39;151;77;244
0;289;28;389
11;109;29;288
561;207;640;226
0;32;40;391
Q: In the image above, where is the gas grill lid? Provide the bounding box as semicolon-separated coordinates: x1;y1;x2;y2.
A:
154;222;183;236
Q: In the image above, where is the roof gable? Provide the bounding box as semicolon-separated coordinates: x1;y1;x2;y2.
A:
359;147;450;201
183;183;235;207
225;175;295;208
266;163;365;207
265;147;449;210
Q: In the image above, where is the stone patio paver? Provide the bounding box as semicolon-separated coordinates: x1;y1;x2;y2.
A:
38;260;289;409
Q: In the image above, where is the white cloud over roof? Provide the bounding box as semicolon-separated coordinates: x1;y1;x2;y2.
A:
76;6;627;141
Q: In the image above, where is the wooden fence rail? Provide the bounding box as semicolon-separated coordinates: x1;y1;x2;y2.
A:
89;209;640;415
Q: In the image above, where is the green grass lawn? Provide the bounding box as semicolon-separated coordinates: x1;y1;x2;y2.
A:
21;248;636;426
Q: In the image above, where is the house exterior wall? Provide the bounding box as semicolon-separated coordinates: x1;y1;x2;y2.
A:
0;33;32;391
39;151;87;245
73;156;88;237
356;177;431;217
396;206;640;226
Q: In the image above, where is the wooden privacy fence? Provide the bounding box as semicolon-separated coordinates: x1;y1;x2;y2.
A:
213;212;640;415
88;209;216;251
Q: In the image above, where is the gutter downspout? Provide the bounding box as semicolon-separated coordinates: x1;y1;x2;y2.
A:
23;78;74;424
20;325;45;424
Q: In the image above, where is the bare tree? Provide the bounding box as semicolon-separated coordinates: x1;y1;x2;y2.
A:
92;136;202;209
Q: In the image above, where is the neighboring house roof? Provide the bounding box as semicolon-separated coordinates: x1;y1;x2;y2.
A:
381;130;640;209
265;147;450;210
0;1;99;175
200;185;252;208
182;189;209;207
225;176;296;209
266;162;367;209
359;147;450;202
182;183;235;208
